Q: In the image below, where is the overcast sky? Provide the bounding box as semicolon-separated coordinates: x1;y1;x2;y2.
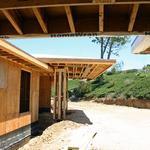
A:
7;36;149;70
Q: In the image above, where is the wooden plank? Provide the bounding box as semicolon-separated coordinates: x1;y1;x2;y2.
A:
40;58;116;65
32;7;48;33
65;6;75;33
82;65;92;78
58;71;62;120
0;0;149;10
79;66;85;79
87;65;99;79
67;127;97;150
2;9;23;35
128;4;139;32
99;4;104;32
63;71;67;119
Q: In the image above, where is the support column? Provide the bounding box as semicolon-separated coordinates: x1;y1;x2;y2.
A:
63;71;67;119
53;69;57;119
53;68;68;120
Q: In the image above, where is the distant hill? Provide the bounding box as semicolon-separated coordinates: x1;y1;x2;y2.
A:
68;68;150;100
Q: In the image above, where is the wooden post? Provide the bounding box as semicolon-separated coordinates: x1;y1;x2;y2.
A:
63;70;67;119
58;71;62;120
66;75;68;111
53;69;56;120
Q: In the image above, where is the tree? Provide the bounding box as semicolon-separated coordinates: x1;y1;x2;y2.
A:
110;61;124;74
91;36;129;59
143;64;150;73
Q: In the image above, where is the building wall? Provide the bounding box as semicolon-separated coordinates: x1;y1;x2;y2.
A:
0;57;40;136
39;76;51;112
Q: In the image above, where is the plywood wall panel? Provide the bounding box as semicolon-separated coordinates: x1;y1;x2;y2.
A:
6;114;19;133
39;76;51;109
31;71;40;122
0;61;8;89
19;113;31;128
0;89;7;136
0;57;41;136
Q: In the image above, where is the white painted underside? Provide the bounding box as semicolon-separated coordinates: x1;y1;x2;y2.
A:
132;35;150;54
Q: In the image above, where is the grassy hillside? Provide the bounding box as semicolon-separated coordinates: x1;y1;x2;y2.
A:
68;69;150;100
68;79;80;90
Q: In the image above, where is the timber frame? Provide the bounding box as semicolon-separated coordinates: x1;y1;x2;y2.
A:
0;0;149;37
0;39;115;121
0;39;53;73
38;57;115;80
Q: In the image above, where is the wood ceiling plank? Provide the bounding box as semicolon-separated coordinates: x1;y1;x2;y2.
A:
32;7;48;33
128;4;139;32
99;4;104;32
2;9;23;35
64;6;75;33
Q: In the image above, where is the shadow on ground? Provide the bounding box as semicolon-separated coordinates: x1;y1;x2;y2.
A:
66;109;93;125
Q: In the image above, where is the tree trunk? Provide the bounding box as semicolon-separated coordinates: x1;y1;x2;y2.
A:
100;37;104;59
107;42;113;59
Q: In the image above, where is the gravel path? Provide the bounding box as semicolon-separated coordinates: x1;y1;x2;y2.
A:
19;101;150;150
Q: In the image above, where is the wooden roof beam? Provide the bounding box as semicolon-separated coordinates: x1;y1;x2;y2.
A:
128;4;139;32
65;6;75;33
2;9;23;35
99;4;104;32
32;7;48;33
0;1;149;10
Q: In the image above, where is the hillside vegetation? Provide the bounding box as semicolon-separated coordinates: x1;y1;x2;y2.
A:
68;66;150;100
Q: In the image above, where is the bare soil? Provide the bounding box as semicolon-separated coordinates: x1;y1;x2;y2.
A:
19;101;150;150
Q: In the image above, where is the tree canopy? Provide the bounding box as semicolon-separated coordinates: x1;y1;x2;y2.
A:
92;36;129;59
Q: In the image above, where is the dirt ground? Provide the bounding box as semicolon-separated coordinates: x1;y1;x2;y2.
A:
19;101;150;150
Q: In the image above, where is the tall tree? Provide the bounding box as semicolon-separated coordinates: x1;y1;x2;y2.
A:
92;36;129;59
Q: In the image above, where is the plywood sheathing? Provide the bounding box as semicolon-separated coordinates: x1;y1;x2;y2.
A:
0;57;40;136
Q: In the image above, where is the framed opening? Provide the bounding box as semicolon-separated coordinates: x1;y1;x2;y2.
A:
19;70;31;113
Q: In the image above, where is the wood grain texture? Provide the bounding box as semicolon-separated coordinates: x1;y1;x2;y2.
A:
39;76;51;109
0;57;40;136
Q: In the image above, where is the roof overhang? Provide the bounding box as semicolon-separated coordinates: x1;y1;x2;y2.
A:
0;39;53;73
38;57;116;80
132;36;150;54
0;0;149;38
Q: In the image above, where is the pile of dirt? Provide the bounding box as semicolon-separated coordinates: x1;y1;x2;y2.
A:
94;98;150;109
19;121;81;150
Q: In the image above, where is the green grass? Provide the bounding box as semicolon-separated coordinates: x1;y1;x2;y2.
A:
69;70;150;100
68;79;80;90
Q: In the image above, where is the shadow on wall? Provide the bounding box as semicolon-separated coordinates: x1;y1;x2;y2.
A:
66;109;93;125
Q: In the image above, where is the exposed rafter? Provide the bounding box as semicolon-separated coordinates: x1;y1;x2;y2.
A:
2;9;23;35
128;4;139;32
87;65;99;79
99;4;104;32
82;65;91;78
32;8;48;33
64;6;75;33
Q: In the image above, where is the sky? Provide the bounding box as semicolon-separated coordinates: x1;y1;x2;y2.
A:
7;36;150;70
